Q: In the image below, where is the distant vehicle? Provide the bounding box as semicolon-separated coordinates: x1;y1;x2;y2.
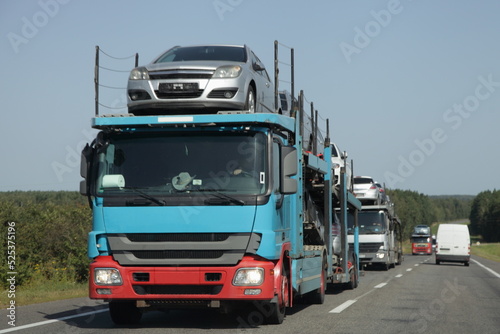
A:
435;224;470;266
413;225;431;236
353;176;382;205
411;235;433;255
347;203;403;270
374;182;387;203
331;142;352;191
411;225;432;255
127;45;275;115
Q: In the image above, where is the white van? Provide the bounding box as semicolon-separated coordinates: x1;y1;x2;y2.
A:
435;224;470;266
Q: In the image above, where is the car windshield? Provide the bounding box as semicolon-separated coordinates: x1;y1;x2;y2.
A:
93;131;267;197
353;177;373;184
155;46;247;63
348;211;386;234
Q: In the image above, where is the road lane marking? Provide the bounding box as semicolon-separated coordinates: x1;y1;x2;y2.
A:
414;264;419;266
406;268;412;272
329;299;357;313
471;259;500;278
374;282;387;288
395;274;403;278
0;309;108;333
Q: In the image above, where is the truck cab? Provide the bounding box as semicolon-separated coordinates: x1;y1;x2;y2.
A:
347;205;403;270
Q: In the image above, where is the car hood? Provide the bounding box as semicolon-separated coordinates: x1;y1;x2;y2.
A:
145;60;245;72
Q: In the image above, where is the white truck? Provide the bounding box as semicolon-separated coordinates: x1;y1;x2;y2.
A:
347;203;403;270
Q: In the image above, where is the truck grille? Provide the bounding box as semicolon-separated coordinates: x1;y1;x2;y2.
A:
350;242;383;253
133;285;223;295
108;232;261;266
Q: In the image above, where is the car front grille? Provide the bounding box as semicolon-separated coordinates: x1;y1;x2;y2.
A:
155;90;204;99
149;70;214;80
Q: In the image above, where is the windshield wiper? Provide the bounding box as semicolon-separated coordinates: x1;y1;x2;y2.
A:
196;189;245;206
122;187;166;206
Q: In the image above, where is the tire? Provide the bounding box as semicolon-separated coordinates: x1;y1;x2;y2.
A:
244;86;256;113
109;301;142;325
265;263;288;324
346;256;358;290
436;260;440;265
464;261;470;267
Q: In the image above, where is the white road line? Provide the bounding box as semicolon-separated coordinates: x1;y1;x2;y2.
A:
414;264;419;266
406;268;412;272
329;299;357;313
471;259;500;279
374;282;387;289
395;274;403;278
0;309;108;333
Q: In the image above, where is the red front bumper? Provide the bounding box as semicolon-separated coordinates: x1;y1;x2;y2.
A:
89;255;276;301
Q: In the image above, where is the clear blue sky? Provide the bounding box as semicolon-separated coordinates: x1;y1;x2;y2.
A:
1;0;499;195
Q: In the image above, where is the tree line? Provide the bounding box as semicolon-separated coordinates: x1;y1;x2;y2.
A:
469;189;500;242
385;189;473;239
0;189;483;289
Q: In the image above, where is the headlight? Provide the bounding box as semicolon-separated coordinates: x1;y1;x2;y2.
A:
94;268;123;285
213;65;242;78
129;67;149;80
233;268;264;286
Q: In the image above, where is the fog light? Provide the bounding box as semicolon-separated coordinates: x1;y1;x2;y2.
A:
224;91;235;98
96;288;112;295
244;288;262;295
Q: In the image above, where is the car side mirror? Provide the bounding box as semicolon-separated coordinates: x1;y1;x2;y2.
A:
253;62;265;71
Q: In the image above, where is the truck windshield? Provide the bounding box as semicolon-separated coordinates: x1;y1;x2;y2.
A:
347;211;386;234
93;131;267;196
411;237;431;243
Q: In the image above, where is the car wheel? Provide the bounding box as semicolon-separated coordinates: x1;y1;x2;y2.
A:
245;86;256;113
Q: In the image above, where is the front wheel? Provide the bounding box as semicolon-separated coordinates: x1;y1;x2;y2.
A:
265;263;288;324
244;86;256;113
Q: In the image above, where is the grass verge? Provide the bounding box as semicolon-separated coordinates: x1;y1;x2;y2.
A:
471;243;500;262
1;280;87;308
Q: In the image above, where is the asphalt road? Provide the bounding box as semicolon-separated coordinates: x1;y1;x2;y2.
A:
1;254;499;334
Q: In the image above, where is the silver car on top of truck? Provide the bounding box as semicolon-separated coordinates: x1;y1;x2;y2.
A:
127;44;275;115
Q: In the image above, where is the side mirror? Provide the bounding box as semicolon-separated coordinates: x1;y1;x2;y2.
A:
253;62;265;72
280;146;297;194
80;143;93;196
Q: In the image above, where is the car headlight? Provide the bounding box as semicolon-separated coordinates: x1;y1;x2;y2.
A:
233;268;264;286
94;268;123;285
129;67;149;80
213;65;242;78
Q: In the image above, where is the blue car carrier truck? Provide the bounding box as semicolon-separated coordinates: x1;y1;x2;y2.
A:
81;42;361;324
